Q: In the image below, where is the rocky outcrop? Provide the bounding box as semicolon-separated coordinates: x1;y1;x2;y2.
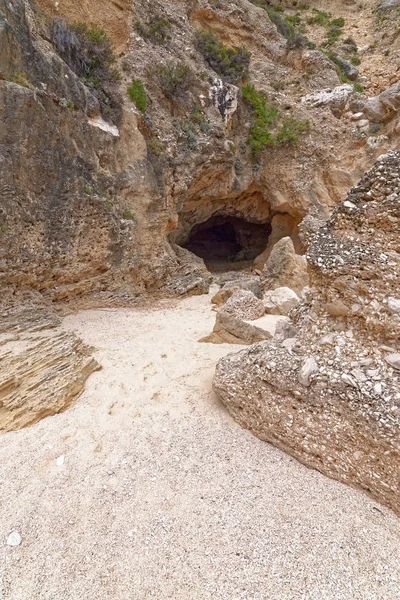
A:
213;151;400;515
0;307;100;432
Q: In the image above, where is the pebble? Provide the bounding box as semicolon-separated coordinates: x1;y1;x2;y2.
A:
298;357;318;387
7;531;21;547
56;455;65;466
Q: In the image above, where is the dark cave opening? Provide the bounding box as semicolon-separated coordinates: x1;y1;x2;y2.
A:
182;215;272;265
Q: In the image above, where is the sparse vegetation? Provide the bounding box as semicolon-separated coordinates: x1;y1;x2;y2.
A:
195;30;251;84
370;122;382;135
242;84;309;158
128;79;147;112
10;72;33;89
134;18;172;45
122;210;135;220
353;82;364;94
147;137;166;156
181;120;198;150
275;117;309;144
51;18;122;122
242;84;278;158
157;61;191;100
307;9;331;26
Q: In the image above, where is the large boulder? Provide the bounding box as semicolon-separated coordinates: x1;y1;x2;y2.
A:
220;289;265;321
214;151;400;516
261;237;308;295
363;80;400;122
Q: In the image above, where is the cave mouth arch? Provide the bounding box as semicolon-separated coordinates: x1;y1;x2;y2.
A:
182;215;272;267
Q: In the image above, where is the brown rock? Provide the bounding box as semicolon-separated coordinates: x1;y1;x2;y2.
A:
199;312;272;346
326;301;350;317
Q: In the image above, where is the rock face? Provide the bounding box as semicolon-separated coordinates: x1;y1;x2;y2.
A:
0;307;100;432
261;237;308;295
213;151;400;515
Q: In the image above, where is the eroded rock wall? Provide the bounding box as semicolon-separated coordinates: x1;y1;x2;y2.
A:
213;151;400;515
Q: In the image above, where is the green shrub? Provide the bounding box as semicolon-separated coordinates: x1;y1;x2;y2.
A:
242;84;278;158
307;9;331;26
51;18;122;122
242;84;309;157
327;25;343;43
276;117;309;144
135;18;172;44
122;210;135;220
190;104;206;125
128;79;147;112
353;82;364;94
196;30;251;84
350;55;361;66
157;61;191;100
329;17;345;28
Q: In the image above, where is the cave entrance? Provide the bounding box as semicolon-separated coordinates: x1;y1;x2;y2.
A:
182;215;272;268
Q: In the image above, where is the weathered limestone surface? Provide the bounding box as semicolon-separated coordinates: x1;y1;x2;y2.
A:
0;307;100;432
214;151;400;515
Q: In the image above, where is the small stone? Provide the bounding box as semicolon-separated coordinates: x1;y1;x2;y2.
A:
56;455;65;466
387;297;400;314
326;301;349;317
385;354;400;370
298;357;318;387
7;531;21;547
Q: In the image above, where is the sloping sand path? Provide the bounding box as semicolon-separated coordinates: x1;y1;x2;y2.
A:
1;291;399;599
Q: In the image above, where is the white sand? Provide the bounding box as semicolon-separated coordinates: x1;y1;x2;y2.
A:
1;291;399;599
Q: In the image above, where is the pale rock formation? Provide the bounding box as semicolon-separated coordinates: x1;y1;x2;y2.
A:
301;84;354;117
214;151;400;515
363;81;400;122
261;237;308;295
263;287;300;316
0;308;100;432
